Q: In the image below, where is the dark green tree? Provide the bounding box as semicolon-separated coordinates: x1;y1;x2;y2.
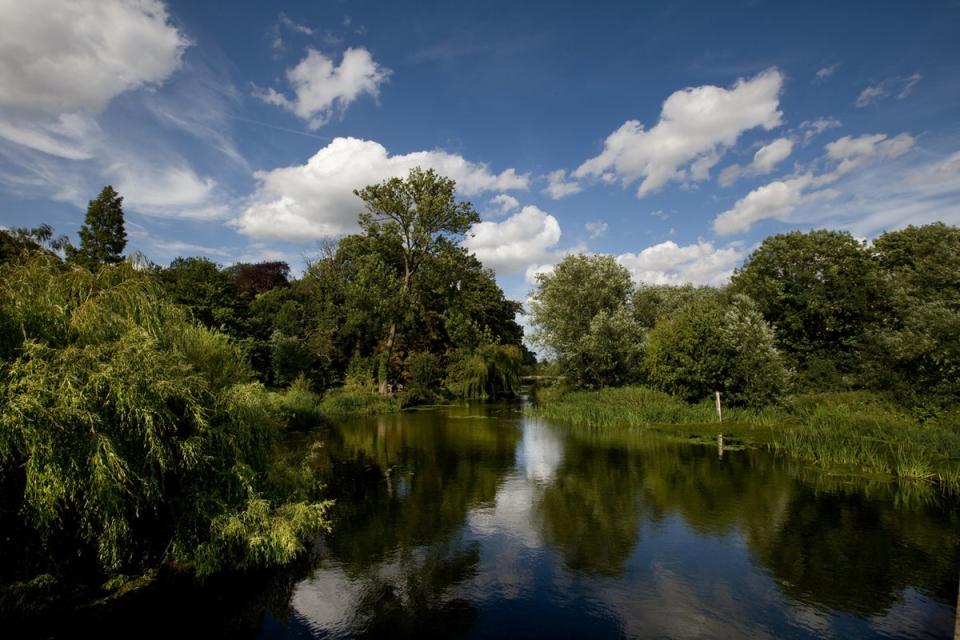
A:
66;186;127;268
730;229;884;387
354;167;480;393
868;223;960;404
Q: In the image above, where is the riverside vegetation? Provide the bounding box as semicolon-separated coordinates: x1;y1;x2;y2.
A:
0;171;528;619
1;169;959;620
527;226;960;491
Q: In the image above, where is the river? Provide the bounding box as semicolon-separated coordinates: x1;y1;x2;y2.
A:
258;400;959;639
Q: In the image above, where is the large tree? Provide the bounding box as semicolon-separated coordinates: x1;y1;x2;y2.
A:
730;229;884;385
66;186;127;269
354;167;480;393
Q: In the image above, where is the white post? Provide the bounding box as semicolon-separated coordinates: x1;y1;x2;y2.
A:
716;391;724;459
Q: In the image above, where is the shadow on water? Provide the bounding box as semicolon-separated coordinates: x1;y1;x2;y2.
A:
20;400;960;638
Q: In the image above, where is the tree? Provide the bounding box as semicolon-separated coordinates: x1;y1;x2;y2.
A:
529;254;639;388
644;294;788;407
66;186;127;268
354;167;480;393
868;223;960;404
0;255;329;587
730;229;884;386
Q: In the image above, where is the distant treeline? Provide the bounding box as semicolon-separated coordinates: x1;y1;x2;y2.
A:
530;224;960;408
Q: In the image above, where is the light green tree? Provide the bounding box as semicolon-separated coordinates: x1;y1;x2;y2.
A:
529;254;640;388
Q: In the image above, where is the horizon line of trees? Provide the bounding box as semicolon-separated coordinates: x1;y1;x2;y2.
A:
530;224;960;408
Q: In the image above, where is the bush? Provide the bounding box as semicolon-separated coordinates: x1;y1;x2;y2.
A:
645;294;789;407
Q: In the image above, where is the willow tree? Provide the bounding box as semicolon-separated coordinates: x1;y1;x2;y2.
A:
354;168;479;393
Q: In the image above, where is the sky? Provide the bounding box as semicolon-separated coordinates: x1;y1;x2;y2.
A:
1;0;959;306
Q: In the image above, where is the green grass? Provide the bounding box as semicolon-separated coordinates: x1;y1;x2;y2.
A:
528;386;960;492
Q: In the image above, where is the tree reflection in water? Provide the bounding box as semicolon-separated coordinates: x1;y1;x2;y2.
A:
267;402;958;639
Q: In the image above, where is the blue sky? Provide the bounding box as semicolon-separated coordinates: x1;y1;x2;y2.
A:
1;0;959;303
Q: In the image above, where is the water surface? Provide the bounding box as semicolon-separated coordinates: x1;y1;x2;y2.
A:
262;401;960;639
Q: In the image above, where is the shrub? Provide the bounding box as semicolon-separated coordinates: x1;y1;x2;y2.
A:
645;294;789;407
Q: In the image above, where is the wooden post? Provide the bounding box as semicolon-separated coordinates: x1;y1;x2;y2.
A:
716;391;724;459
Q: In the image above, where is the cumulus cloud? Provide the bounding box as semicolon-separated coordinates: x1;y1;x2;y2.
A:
542;169;582;199
255;48;390;128
799;117;841;144
0;0;187;117
713;132;916;235
718;137;794;186
574;68;783;197
856;73;922;107
616;240;745;286
462;206;562;274
713;174;824;235
489;193;519;216
233;137;529;241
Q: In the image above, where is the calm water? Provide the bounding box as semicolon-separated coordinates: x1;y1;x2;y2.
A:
46;400;958;639
256;400;959;640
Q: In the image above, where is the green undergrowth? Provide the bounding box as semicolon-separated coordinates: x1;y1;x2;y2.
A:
528;386;960;493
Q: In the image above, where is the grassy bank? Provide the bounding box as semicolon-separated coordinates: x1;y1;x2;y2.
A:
271;379;403;429
528;386;960;492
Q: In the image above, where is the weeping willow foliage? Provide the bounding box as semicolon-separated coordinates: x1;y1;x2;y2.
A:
0;255;330;584
447;344;522;399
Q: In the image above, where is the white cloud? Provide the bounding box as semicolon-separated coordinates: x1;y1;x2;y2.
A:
718;137;794;186
255;48;390;129
713;132;916;235
105;160;225;219
713;174;825;235
585;220;608;239
542;169;582;199
815;64;839;81
824;132;915;176
462;206;562;274
233;137;529;241
0;0;187;158
856;73;922;107
616;240;745;286
489;193;519;216
574;68;783;197
0;0;187;117
805;150;960;237
799;117;841;144
524;263;556;285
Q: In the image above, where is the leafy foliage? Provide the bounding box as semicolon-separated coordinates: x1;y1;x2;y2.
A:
730;229;885;383
529;254;636;388
0;256;329;586
644;294;788;407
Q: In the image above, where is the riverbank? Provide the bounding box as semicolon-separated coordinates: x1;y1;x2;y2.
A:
528;386;960;492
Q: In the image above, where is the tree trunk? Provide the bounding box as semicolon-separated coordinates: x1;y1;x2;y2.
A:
378;322;396;394
379;263;411;395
